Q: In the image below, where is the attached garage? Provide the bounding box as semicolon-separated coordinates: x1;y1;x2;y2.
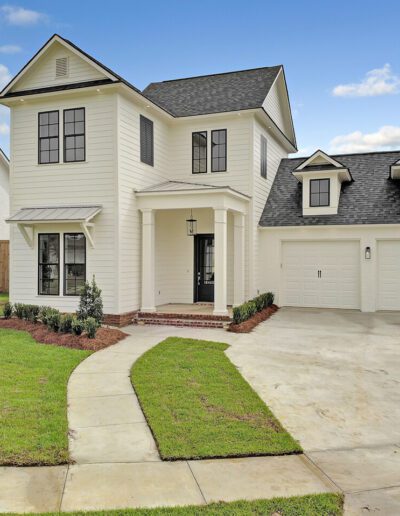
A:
281;240;360;309
377;240;400;311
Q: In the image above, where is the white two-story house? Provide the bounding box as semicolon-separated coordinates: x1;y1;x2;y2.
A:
1;34;399;325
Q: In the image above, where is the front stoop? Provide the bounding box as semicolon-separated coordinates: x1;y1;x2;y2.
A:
135;311;231;329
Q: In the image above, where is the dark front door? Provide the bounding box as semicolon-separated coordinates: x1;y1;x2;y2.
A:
194;234;214;302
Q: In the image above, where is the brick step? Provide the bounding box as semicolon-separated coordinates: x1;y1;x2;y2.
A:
137;311;231;322
134;316;229;329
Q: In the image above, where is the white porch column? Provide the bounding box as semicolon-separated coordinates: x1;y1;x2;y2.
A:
141;209;156;312
233;212;245;306
213;208;228;316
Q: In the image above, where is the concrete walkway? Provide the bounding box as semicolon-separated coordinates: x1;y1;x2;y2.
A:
0;324;336;513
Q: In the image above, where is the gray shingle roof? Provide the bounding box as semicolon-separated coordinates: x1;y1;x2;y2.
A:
260;151;400;227
142;66;282;117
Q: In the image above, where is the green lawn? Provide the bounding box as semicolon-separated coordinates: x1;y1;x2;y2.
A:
131;337;301;460
0;292;8;315
0;328;91;465
6;494;343;515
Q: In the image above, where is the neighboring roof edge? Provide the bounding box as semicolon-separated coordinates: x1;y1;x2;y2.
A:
0;147;9;165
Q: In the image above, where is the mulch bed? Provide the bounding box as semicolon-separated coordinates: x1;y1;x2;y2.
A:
0;318;127;351
228;305;279;333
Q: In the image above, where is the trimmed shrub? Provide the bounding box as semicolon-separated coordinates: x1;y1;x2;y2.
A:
24;304;40;323
266;292;274;306
232;292;275;325
76;276;103;326
71;316;85;336
47;310;61;333
3;302;13;319
85;317;97;339
60;313;74;334
14;303;25;319
39;306;53;325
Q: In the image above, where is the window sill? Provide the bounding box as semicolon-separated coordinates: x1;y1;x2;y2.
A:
37;161;88;167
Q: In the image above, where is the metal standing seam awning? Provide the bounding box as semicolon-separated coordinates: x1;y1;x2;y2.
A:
6;205;102;248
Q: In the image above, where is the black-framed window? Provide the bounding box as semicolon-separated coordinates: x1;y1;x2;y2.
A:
64;233;86;296
192;131;207;173
260;135;267;178
211;129;227;172
38;234;60;295
38;111;59;164
64;108;85;162
310;179;330;207
140;115;154;166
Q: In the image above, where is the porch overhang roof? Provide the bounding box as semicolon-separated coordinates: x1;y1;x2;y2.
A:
135;181;249;213
7;205;102;248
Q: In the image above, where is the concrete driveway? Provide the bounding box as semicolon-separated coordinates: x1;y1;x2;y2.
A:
226;308;400;514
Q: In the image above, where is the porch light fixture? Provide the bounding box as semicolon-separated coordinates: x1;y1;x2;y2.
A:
365;246;371;260
186;209;197;236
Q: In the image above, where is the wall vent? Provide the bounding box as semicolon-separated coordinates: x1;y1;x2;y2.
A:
55;57;69;78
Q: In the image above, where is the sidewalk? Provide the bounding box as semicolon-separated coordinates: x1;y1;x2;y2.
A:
0;326;336;513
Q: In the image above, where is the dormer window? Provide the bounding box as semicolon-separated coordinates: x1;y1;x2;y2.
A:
310;179;330;207
293;149;352;216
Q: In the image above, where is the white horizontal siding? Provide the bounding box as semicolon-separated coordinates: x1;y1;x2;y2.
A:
9;91;118;313
13;42;106;92
117;93;169;313
252;119;288;297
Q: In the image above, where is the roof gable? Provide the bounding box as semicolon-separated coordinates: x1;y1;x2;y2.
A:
295;149;345;171
262;68;296;148
1;34;119;97
142;66;282;118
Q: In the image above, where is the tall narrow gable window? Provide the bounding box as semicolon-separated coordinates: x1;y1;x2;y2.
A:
310;179;330;207
260;135;267;178
140;115;154;166
192;131;207;173
64;233;86;296
64;108;85;162
38;234;60;295
211;129;227;172
39;111;59;164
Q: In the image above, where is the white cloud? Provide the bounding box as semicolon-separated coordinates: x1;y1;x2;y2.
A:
0;44;21;54
0;63;11;88
0;122;9;135
330;125;400;154
0;5;47;25
332;64;400;97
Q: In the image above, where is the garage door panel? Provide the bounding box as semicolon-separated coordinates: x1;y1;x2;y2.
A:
282;241;360;309
377;241;400;310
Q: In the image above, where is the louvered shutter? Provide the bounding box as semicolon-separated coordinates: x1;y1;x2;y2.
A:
140;115;154;166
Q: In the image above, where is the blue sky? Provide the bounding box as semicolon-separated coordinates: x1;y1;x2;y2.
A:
0;0;400;157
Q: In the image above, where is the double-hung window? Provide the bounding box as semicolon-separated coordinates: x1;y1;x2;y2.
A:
310;179;330;207
140;115;154;166
64;108;85;162
260;135;267;178
38;111;59;164
38;234;60;295
211;129;227;172
64;233;86;296
192;131;207;173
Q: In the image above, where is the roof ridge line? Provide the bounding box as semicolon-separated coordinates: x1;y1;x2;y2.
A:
145;65;283;86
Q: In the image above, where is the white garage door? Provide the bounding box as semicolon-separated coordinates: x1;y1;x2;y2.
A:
377;240;400;310
282;240;360;309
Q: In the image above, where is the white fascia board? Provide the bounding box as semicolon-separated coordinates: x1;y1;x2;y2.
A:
293;168;351;183
390;164;400;179
258;223;400;230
